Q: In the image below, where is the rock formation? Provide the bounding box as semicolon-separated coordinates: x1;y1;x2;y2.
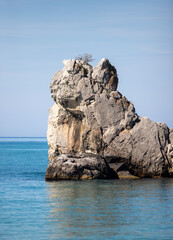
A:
45;153;118;180
46;58;173;180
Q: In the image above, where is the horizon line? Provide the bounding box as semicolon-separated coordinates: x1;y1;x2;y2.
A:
0;137;47;138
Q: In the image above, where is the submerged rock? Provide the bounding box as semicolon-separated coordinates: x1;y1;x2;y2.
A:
46;58;173;180
117;171;140;180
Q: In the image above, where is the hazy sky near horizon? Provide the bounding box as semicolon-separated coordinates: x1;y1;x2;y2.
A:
0;0;173;137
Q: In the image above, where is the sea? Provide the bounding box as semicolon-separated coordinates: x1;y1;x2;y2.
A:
0;137;173;240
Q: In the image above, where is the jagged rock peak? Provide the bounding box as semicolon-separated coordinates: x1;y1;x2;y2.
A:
50;58;118;105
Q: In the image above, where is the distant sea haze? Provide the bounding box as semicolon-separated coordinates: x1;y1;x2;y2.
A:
0;137;47;142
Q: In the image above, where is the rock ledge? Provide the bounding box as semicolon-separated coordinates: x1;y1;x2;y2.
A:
45;153;118;180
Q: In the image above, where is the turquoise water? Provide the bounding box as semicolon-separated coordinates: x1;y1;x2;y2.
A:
0;138;173;240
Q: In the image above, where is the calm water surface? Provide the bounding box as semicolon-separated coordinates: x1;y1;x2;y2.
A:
0;138;173;240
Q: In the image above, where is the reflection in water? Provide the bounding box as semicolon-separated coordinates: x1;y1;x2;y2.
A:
46;179;173;240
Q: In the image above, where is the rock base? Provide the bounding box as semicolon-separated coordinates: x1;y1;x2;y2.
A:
117;171;140;180
45;153;118;181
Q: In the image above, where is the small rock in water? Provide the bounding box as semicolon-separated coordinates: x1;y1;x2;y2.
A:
45;153;118;180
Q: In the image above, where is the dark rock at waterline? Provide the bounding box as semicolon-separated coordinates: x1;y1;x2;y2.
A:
117;171;140;180
45;153;118;180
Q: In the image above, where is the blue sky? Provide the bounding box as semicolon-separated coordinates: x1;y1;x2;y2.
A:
0;0;172;137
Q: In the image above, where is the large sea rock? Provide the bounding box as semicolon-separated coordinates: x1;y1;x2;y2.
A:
46;58;173;180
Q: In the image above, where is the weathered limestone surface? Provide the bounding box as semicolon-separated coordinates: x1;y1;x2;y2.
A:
45;153;118;180
46;58;173;180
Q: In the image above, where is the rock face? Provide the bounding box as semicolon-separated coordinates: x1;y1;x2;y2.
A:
45;153;118;180
46;58;173;180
